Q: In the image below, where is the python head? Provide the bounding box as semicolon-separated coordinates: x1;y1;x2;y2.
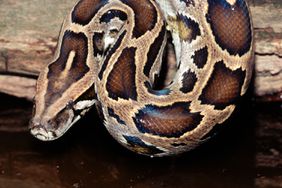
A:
29;83;96;141
29;28;97;141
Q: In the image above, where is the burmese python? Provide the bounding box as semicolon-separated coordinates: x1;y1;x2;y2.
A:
29;0;253;157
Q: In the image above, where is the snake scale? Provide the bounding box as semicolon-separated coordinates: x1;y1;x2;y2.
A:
29;0;253;157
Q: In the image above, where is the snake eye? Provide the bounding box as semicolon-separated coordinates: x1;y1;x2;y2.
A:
66;100;74;109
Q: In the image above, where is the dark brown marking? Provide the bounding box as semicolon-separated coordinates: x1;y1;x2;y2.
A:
134;102;203;138
100;9;128;23
72;0;109;25
95;101;105;123
144;81;171;96
53;107;73;130
0;72;38;80
45;31;89;106
179;0;195;6
192;47;208;69
120;0;158;38
75;84;97;102
123;135;164;155
199;61;246;109
108;107;126;125
143;24;166;77
93;32;104;56
180;70;197;93
206;0;252;56
106;47;138;100
178;14;201;42
98;31;126;79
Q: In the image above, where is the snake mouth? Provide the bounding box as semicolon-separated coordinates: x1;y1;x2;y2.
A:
29;112;80;142
30;126;58;141
29;104;77;141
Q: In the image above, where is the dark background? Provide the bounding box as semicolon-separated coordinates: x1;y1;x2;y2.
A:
0;92;281;188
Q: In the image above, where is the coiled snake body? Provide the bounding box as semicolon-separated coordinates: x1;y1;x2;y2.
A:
30;0;253;157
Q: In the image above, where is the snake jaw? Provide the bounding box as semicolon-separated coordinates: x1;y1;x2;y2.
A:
29;107;76;141
29;99;94;141
30;125;57;141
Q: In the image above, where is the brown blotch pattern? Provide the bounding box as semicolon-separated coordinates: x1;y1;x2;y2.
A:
106;47;138;100
144;24;166;77
134;102;203;138
199;61;246;109
178;14;201;42
121;0;158;38
72;0;109;25
192;46;208;69
206;0;252;56
45;31;89;106
98;31;127;79
180;70;197;93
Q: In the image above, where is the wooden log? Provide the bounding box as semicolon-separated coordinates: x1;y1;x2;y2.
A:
250;2;282;101
255;105;282;188
0;0;281;101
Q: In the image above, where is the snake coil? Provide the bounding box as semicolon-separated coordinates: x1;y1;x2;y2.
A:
30;0;253;157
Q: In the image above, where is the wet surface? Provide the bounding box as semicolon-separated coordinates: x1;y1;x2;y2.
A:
0;93;281;188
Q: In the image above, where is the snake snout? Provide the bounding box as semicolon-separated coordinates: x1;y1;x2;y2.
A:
29;123;57;141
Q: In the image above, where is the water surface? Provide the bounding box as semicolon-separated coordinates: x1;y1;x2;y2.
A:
0;94;281;188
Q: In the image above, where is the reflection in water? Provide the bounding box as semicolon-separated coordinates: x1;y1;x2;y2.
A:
0;94;281;188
